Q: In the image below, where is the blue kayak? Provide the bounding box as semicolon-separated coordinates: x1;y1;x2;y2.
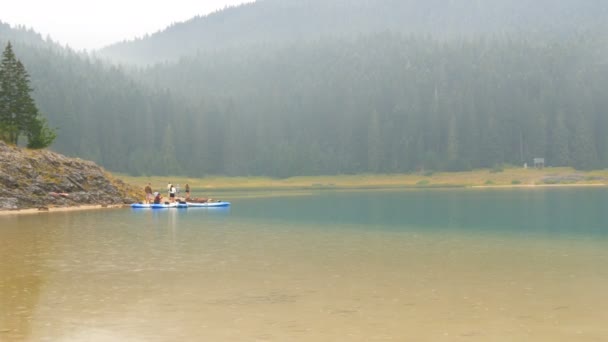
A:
185;201;231;208
131;203;179;209
131;202;230;209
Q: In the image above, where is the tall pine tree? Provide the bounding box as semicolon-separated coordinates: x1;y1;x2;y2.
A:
0;42;55;148
0;42;19;143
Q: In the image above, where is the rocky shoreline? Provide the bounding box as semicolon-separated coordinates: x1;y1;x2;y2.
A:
0;141;140;211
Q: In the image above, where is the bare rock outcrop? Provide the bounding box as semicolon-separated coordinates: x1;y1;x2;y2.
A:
0;141;140;210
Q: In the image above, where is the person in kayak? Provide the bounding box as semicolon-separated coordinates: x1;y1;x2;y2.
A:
153;192;162;204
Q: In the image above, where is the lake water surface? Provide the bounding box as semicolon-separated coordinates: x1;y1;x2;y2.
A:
1;189;608;341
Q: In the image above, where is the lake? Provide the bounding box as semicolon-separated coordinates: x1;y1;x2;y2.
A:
1;188;608;341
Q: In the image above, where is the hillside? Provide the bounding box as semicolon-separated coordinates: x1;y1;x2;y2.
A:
0;32;198;176
0;20;53;49
99;0;608;65
131;33;608;176
0;141;140;210
1;3;608;178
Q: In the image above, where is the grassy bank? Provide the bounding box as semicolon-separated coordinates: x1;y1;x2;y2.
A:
117;167;607;192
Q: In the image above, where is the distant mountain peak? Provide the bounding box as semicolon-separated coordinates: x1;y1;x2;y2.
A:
97;0;608;66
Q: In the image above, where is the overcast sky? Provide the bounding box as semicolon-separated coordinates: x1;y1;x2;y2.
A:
2;0;254;51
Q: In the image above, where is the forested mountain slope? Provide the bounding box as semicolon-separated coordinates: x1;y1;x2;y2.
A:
0;21;52;49
100;0;608;65
0;29;199;176
2;2;608;177
133;33;608;176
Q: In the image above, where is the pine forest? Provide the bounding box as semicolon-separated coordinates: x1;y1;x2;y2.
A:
1;0;607;177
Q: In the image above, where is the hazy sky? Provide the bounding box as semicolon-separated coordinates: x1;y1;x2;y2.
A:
2;0;254;50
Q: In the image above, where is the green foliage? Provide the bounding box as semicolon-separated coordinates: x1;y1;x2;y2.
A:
26;117;56;149
511;180;522;185
416;180;430;186
0;42;19;143
2;2;608;176
0;42;55;148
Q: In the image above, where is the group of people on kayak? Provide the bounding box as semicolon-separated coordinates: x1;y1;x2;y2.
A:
144;182;190;204
143;183;213;204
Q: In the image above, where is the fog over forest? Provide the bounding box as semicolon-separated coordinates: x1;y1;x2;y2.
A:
1;0;607;177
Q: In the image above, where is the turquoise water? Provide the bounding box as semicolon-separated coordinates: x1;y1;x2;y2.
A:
233;188;608;237
1;189;608;341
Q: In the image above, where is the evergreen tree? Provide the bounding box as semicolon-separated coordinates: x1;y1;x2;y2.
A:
15;60;42;143
0;42;19;143
0;42;55;148
26;116;56;149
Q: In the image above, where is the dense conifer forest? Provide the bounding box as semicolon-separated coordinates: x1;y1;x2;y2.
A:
1;0;607;177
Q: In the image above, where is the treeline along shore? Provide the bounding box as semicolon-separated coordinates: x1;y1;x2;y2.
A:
3;0;608;179
2;138;605;214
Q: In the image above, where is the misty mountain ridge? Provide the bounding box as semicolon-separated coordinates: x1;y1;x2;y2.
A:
2;3;608;177
0;21;56;49
99;0;608;65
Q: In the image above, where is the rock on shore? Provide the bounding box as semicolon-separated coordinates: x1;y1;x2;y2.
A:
0;141;140;210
